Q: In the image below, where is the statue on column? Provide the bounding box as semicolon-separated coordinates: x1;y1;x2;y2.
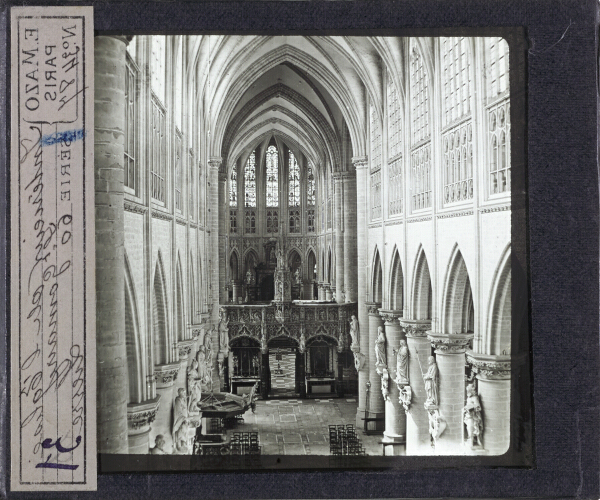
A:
349;315;359;350
219;308;229;355
172;387;188;439
423;356;439;407
463;383;484;448
187;359;202;415
375;326;387;373
299;332;306;354
393;339;410;386
353;351;366;371
380;367;390;401
173;419;191;454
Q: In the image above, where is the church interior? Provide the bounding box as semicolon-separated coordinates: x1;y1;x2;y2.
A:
94;34;520;459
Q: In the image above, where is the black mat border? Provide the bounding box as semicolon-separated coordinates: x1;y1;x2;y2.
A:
1;0;598;499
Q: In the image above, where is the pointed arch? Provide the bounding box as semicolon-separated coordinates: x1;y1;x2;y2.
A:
389;247;404;311
487;244;511;355
412;246;432;320
124;252;144;404
371;247;383;304
306;247;317;283
152;252;170;364
442;246;474;334
230;249;240;282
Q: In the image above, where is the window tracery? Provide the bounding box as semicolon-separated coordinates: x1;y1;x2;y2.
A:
244;151;256;208
288;150;300;207
266;145;279;207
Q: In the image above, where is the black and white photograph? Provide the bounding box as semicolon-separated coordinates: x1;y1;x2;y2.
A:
94;33;530;470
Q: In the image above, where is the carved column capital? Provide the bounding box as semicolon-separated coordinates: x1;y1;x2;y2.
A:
399;319;431;337
466;350;511;380
177;339;195;359
427;332;474;354
365;302;382;316
208;156;222;171
378;309;402;324
154;362;181;388
352;156;369;170
127;396;161;432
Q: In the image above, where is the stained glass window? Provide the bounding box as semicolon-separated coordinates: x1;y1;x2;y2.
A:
370;103;382;172
387;73;402;159
151;97;166;202
245;210;256;233
441;37;471;127
288;150;300;207
175;131;182;211
244;151;256;208
486;37;509;103
410;47;430;146
307;165;316;205
230;169;238;207
266;145;279;207
124;56;137;193
151;36;166;104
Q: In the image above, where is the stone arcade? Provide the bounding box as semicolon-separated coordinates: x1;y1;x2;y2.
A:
95;35;518;457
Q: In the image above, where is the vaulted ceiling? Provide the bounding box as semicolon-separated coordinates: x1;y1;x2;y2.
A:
186;36;407;176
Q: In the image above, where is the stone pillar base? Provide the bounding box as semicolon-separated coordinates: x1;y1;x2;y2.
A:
381;433;406;456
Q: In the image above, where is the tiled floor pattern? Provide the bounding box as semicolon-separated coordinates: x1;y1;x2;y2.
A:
225;398;383;456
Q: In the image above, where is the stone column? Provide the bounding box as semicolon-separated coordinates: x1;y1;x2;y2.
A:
208;158;222;383
95;35;128;454
428;333;473;455
467;351;511;455
127;397;161;454
231;281;243;303
324;285;333;301
336;346;345;397
380;310;405;454
342;172;357;303
353;157;369;427
151;365;180;452
261;350;270;399
333;173;345;302
218;168;228;304
401;320;432;455
366;302;385;432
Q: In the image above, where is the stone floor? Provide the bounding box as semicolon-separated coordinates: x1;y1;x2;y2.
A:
224;398;384;455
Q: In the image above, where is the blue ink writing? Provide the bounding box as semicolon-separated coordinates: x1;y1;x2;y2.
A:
41;129;85;147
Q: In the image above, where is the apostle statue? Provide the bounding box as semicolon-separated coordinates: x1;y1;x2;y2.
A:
218;309;229;355
375;326;387;368
393;339;410;386
381;367;390;401
173;419;191;455
172;387;188;438
463;383;483;447
299;332;306;354
423;356;439;407
150;434;168;455
187;359;202;414
349;315;360;349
